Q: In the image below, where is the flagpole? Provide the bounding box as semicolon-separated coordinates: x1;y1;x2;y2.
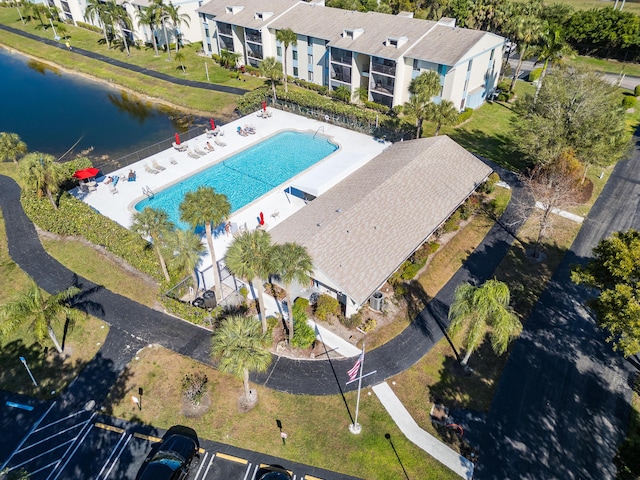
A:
349;343;365;434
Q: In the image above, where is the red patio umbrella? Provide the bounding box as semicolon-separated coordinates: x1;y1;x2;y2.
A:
261;101;267;112
209;118;216;129
259;211;265;225
73;167;100;180
175;133;181;145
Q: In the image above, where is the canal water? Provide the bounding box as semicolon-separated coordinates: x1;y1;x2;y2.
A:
0;47;205;171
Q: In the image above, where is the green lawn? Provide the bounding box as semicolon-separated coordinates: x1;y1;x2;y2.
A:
513;0;640;15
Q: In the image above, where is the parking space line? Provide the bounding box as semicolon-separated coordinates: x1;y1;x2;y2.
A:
94;422;125;434
304;476;324;480
102;433;132;480
0;401;56;471
10;439;74;470
21;460;58;477
246;463;257;480
17;422;87;453
50;412;96;480
133;432;162;443
193;451;209;480
95;431;127;480
258;464;294;476
202;452;216;478
34;409;86;433
217;452;248;464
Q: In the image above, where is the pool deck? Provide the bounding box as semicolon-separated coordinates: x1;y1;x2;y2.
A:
76;109;389;307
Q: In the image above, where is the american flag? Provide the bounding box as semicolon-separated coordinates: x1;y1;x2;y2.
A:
347;352;364;381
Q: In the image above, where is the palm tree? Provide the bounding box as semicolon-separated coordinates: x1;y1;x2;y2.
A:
259;56;282;102
179;186;231;302
409;70;441;99
275;28;297;94
211;315;271;405
333;85;351;103
136;5;160;56
19;152;65;210
506;14;543;92
355;86;369;104
152;0;172;60
448;279;522;368
166;1;190;53
225;230;274;334
273;243;313;343
531;25;573;103
175;51;186;73
107;0;132;56
403;94;430;139
166;228;205;294
219;49;240;69
0;132;27;164
428;100;458;136
132;207;175;281
0;281;85;353
85;0;113;49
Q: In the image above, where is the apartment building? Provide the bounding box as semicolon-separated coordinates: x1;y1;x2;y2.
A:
197;0;504;110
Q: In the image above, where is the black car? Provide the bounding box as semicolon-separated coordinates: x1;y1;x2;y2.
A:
256;465;292;480
136;433;199;480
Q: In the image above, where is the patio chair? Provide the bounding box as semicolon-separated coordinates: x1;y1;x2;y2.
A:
194;146;208;156
214;138;227;147
145;164;159;174
152;159;166;171
187;149;200;159
170;158;178;165
109;184;119;195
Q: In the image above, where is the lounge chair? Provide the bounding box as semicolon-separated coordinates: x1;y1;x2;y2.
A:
109;184;119;195
145;164;159;174
170;158;178;165
214;138;227;147
187;149;200;159
152;159;166;171
194;146;208;156
172;141;187;152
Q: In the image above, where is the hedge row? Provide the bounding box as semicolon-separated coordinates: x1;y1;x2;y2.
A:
21;191;162;281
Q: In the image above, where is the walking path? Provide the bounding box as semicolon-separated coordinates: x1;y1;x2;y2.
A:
0;24;249;96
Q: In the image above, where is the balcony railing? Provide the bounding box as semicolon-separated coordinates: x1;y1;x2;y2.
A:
218;24;232;36
247;47;263;60
331;54;352;65
371;62;396;76
246;32;261;43
331;73;351;84
370;81;394;96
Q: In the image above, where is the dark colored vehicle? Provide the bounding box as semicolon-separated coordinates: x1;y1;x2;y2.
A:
136;434;199;480
256;464;292;480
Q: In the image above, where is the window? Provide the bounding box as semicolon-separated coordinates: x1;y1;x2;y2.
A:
413;59;420;71
308;71;314;82
467;59;473;72
308;54;313;64
387;38;398;47
463;79;469;92
293;67;299;76
277;46;282;57
490;49;495;61
292;50;298;60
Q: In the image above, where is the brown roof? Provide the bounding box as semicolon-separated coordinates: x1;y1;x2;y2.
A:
405;25;490;66
197;0;299;29
269;136;493;305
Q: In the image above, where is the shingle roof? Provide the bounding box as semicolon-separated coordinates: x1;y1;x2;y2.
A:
269;136;493;306
405;24;495;66
197;0;299;29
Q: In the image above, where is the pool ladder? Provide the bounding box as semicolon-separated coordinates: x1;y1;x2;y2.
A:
142;185;154;198
313;126;324;138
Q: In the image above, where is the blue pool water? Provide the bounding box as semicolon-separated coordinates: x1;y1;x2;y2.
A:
135;131;338;230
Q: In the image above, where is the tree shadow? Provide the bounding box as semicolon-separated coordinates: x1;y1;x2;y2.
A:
448;128;522;171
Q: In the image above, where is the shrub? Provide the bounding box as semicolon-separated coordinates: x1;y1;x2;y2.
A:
266;315;280;331
479;172;500;194
291;316;316;348
293;297;309;314
364;100;391;114
400;261;424;280
635;84;640;97
442;209;462;233
341;311;361;329
76;21;103;34
360;317;377;333
622;95;637;109
163;297;217;325
528;67;543;82
239;286;248;298
314;294;340;321
181;372;208;405
457;108;473;124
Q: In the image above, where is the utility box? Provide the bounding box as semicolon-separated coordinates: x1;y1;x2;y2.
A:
370;291;384;311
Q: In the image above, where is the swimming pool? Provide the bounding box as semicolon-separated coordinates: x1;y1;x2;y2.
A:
135;131;338;230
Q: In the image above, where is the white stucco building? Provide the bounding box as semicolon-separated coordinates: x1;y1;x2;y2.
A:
197;0;504;110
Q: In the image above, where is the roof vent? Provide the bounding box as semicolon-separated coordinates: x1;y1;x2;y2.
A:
343;28;364;40
385;36;408;48
335;208;342;213
397;11;413;18
255;11;273;20
437;17;456;27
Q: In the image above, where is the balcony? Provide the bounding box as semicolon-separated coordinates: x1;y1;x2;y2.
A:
247;46;263;60
219;36;233;52
246;32;261;43
331;54;352;66
370;80;394;96
371;62;396;76
217;23;232;36
331;72;351;84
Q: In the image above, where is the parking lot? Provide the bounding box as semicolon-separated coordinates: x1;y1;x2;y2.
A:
1;406;351;480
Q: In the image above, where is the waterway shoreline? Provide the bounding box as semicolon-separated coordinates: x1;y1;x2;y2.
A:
0;42;239;122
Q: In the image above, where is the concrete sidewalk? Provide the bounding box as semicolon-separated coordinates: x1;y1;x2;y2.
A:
373;382;474;480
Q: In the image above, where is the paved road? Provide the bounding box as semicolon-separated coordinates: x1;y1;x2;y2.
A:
475;136;640;477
